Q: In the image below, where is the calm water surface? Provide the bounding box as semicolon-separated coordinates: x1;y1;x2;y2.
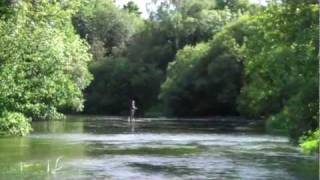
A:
0;116;318;180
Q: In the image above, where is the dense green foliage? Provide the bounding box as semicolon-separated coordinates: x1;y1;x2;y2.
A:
0;111;32;136
73;0;144;56
299;128;320;154
123;1;141;16
85;57;162;115
237;2;319;140
160;18;249;116
0;0;92;135
73;0;153;115
74;0;318;152
0;0;318;155
80;0;245;115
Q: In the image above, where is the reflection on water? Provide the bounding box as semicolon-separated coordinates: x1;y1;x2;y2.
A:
0;116;318;180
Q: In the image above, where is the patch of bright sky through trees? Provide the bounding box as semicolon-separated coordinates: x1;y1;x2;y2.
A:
115;0;268;18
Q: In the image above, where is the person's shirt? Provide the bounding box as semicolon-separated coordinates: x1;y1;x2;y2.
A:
131;101;137;110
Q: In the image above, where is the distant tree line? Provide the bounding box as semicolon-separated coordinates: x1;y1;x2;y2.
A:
73;0;318;151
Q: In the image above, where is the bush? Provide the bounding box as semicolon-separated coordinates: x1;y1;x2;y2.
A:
0;1;92;125
160;18;247;117
0;112;32;136
265;113;289;135
238;3;318;140
299;129;320;154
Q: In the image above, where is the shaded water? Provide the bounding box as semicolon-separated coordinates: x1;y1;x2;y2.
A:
0;116;318;179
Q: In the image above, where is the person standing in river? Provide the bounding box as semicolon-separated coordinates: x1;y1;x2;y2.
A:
129;99;138;123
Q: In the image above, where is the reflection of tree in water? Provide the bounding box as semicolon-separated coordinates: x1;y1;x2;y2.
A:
0;121;87;179
32;118;85;134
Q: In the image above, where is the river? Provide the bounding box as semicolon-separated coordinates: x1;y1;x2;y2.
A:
0;116;318;179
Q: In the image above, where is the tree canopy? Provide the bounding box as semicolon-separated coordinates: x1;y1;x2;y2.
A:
237;2;319;140
0;0;318;153
0;0;92;135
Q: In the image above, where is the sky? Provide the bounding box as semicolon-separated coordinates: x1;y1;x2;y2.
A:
114;0;268;18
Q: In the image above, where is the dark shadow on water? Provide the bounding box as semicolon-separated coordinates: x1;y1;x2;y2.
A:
129;162;198;176
87;145;202;156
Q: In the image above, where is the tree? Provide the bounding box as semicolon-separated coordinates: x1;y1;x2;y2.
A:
73;0;144;56
123;1;141;16
238;1;318;139
85;57;162;115
160;17;248;116
81;0;248;115
0;0;92;135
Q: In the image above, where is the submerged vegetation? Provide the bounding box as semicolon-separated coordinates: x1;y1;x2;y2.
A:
0;0;318;152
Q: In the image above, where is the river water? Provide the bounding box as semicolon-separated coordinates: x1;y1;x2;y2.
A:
0;116;318;179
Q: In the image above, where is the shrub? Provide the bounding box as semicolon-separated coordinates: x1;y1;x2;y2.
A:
265;113;289;135
0;111;32;136
299;129;320;154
